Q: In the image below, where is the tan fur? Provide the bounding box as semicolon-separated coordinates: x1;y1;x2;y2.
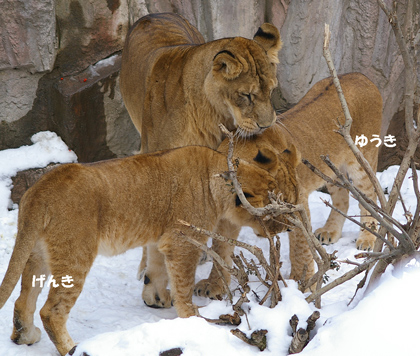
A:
196;73;382;297
120;12;282;301
120;12;282;153
0;146;298;356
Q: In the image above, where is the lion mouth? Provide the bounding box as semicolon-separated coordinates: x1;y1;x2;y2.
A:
236;123;268;138
236;126;260;138
235;113;276;138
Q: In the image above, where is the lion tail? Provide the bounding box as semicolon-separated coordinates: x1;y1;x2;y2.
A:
0;213;39;309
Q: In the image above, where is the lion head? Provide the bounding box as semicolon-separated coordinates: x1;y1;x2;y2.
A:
204;23;282;137
225;144;300;236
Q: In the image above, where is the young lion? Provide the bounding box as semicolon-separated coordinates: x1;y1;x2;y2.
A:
0;146;296;356
120;12;282;152
195;73;382;298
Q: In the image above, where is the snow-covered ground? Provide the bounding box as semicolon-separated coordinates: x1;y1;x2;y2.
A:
0;132;419;356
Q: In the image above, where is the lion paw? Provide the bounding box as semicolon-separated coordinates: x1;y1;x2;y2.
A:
356;234;375;251
314;227;340;245
194;279;224;300
11;325;41;346
143;287;172;308
142;275;172;309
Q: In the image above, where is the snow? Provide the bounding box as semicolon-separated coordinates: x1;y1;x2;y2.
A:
0;131;419;356
88;54;119;78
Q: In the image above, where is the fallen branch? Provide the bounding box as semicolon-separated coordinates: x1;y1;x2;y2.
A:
288;311;320;354
231;329;268;351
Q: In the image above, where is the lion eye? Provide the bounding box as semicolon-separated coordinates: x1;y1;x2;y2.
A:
241;93;252;103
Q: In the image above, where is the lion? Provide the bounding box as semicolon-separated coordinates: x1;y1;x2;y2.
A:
120;12;282;303
120;12;282;153
0;145;299;356
195;73;382;298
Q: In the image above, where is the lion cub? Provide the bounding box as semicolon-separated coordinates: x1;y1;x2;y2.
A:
0;146;291;356
195;73;382;300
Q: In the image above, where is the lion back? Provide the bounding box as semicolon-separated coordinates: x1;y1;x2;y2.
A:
120;13;205;137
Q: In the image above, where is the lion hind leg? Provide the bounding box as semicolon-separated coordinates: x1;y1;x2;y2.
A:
142;244;172;309
351;166;378;251
314;183;349;245
40;256;94;356
11;246;49;346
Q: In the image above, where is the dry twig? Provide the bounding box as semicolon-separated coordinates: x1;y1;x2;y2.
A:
288;311;320;354
323;24;387;210
231;329;268;351
323;14;420;297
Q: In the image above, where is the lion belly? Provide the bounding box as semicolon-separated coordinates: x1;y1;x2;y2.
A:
25;148;224;260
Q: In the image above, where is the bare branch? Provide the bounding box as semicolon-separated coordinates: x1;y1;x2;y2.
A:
377;0;416;135
321;155;414;250
409;159;420;241
302;159;345;189
322;24;387;210
305;248;401;304
176;228;236;275
347;269;369;306
320;198;394;249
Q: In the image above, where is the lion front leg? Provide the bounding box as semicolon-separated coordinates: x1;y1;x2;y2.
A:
142;244;172;309
194;218;236;300
314;183;349;245
137;246;148;280
288;199;315;287
158;232;202;318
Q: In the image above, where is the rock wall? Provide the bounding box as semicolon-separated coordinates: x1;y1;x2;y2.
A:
0;0;418;168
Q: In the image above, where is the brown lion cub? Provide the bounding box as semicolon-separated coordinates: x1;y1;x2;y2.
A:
0;146;296;356
198;73;382;299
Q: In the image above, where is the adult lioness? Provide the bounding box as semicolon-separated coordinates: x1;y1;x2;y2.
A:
120;12;281;152
196;73;382;298
0;146;297;356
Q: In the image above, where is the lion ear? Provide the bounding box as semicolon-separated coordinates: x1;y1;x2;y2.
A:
253;148;279;175
212;50;243;80
253;23;282;64
279;144;301;169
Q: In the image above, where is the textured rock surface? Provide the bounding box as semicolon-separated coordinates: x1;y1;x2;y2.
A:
50;54;140;162
11;164;60;205
54;0;129;75
0;0;418;173
276;0;413;137
0;70;44;124
0;0;56;73
378;106;420;172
